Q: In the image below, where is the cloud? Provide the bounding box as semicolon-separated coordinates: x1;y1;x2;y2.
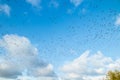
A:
26;0;41;8
0;4;10;16
0;34;57;80
0;78;13;80
49;0;59;8
1;34;120;80
60;50;120;80
70;0;83;7
115;14;120;26
17;76;58;80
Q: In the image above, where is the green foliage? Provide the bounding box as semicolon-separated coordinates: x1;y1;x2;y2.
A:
106;70;120;80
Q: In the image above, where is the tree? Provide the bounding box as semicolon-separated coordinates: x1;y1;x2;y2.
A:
106;70;120;80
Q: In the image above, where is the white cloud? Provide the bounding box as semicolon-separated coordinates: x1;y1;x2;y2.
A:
1;34;120;80
0;78;13;80
26;0;41;8
0;34;57;80
49;0;59;8
70;0;83;7
60;50;120;80
0;4;10;16
17;76;58;80
115;14;120;26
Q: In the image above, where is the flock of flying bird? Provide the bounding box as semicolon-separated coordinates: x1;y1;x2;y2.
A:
0;0;120;57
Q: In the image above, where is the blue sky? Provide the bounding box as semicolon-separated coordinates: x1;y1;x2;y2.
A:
0;0;120;80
